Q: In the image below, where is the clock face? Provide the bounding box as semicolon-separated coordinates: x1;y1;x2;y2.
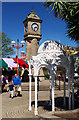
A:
31;23;39;31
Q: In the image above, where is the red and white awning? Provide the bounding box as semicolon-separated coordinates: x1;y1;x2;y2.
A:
3;58;19;68
13;58;29;68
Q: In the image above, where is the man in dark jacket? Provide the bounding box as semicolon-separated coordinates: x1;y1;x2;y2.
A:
1;75;6;92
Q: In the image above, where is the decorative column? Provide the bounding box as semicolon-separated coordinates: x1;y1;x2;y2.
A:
34;74;38;115
59;77;61;90
28;62;32;111
70;57;74;110
67;70;71;110
72;74;74;109
37;76;39;107
50;69;55;112
52;75;55;111
55;76;57;86
49;76;52;105
63;74;66;107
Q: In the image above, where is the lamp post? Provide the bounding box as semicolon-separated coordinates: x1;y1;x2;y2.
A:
11;39;25;75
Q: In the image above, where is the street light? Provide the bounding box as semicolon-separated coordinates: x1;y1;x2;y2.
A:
11;39;25;75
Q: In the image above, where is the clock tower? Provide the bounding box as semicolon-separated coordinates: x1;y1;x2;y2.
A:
23;10;42;61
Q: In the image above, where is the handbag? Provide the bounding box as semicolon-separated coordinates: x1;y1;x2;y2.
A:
18;86;21;91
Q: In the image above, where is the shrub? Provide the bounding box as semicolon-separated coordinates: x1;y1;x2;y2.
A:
44;73;49;79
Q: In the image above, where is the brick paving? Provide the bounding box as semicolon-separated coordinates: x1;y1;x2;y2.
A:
1;80;79;119
2;91;36;118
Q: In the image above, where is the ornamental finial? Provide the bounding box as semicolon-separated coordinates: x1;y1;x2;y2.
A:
32;6;34;12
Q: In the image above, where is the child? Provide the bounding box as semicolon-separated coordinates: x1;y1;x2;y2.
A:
7;80;15;99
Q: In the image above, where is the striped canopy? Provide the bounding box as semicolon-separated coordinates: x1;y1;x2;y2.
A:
3;58;19;68
0;58;29;69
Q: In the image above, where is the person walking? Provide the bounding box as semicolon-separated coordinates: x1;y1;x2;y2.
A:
7;80;14;99
13;74;22;97
1;75;6;92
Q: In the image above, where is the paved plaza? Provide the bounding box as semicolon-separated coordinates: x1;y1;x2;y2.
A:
1;80;79;120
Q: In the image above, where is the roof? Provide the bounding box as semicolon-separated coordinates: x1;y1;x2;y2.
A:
23;10;42;23
38;40;64;54
27;10;40;20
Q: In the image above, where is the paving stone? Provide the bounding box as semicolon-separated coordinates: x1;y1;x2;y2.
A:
1;80;79;119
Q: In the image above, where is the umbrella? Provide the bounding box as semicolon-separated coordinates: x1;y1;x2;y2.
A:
23;59;29;65
57;74;62;77
0;59;8;68
13;58;29;68
3;58;19;68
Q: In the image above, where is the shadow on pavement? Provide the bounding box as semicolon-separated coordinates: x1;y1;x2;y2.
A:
31;97;69;111
55;97;69;110
31;96;79;111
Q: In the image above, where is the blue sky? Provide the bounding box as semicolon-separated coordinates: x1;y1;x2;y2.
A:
2;2;78;58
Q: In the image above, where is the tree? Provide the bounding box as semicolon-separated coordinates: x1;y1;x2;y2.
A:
43;1;79;43
0;31;15;58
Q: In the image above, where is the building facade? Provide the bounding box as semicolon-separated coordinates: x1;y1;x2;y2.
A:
21;51;26;60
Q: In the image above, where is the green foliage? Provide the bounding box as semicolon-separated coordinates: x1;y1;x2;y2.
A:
44;73;50;79
60;72;62;75
0;31;15;58
43;1;79;43
66;3;79;42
